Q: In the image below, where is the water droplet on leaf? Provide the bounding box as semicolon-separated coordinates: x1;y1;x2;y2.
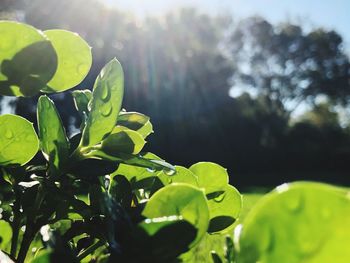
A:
5;129;13;139
214;192;226;203
284;192;303;213
163;168;176;176
100;103;112;117
100;85;110;101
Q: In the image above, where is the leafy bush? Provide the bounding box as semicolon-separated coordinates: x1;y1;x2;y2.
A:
0;21;349;263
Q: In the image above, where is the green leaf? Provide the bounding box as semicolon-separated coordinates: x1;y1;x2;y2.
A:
117;112;153;139
72;89;92;116
0;114;39;166
236;182;350;263
31;250;52;263
189;162;229;194
0;221;12;250
43;30;92;92
68;159;118;179
89;151;175;179
37;95;69;173
139;218;197;261
157;165;198;186
207;185;242;233
211;251;223;263
101;126;146;155
81;59;124;147
109;175;132;207
111;152;171;190
142;183;209;246
0;21;57;97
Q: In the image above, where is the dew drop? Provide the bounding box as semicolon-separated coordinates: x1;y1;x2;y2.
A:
146;168;156;173
213;192;226;203
297;238;321;256
284;192;303;213
100;85;110;101
100;103;112;117
5;129;13;139
163;168;176;176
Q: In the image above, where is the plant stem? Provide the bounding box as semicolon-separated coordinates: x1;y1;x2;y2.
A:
77;239;105;261
16;227;35;263
17;185;45;263
10;220;19;258
10;199;21;258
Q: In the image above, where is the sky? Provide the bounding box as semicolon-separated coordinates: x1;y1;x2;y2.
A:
102;0;350;49
100;0;350;120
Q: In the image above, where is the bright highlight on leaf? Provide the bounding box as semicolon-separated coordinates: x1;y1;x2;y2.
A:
0;114;39;166
207;185;242;233
43;30;92;93
190;162;229;194
37;95;69;174
236;182;350;263
143;183;210;247
0;21;57;97
81;58;124;147
101;126;146;155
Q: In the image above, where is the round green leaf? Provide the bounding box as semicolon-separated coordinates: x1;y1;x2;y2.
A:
236;182;350;263
0;114;39;166
0;221;12;250
157;165;198;186
117;112;153;139
189;162;229;194
207;185;242;233
43;29;92;92
101;126;146;155
0;21;57;96
142;183;209;246
112;153;161;190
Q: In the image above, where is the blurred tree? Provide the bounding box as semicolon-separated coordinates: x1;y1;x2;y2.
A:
229;16;350;109
297;102;340;128
1;2;350;186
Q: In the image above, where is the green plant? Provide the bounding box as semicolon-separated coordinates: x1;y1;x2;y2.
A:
0;21;349;263
0;21;241;262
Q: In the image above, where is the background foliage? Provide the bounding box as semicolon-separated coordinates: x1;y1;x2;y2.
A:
1;0;350;187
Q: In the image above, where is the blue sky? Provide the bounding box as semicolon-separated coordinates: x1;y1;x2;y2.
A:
103;0;350;49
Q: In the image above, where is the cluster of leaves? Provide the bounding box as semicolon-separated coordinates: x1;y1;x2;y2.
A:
0;21;242;263
0;21;349;263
